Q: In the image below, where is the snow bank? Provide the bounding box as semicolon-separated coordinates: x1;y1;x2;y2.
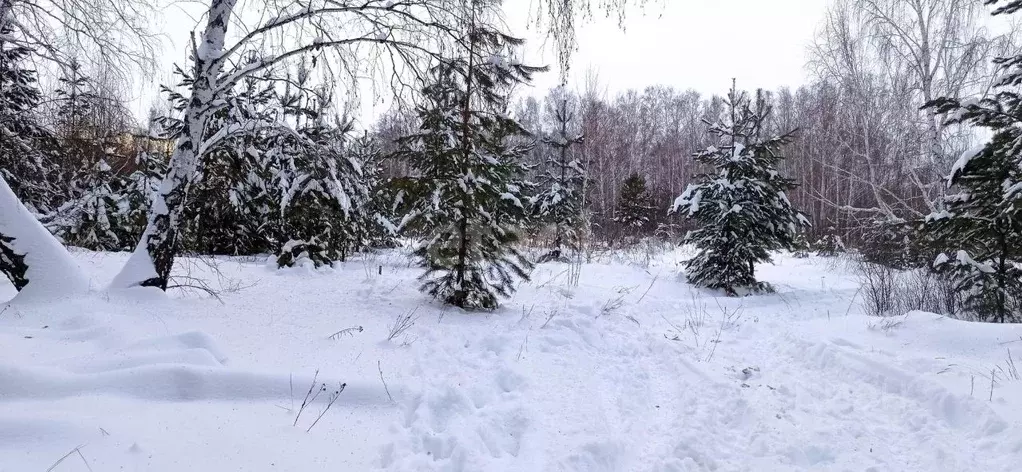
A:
0;176;89;302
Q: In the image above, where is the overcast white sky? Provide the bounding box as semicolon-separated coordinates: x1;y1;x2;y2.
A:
506;0;826;94
140;0;830;124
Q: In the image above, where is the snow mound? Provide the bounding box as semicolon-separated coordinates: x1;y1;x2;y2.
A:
0;176;89;301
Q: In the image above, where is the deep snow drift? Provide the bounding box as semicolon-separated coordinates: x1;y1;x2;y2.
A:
2;248;1021;471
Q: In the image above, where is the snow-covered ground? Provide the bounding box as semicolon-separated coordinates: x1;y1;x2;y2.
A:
2;248;1022;471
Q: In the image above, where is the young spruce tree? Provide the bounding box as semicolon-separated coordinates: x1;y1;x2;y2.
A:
48;159;129;250
614;172;654;237
673;84;810;295
395;1;544;310
532;93;585;262
922;0;1022;322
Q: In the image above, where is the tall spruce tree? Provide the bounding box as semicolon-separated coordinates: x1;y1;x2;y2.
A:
532;93;585;262
54;59;103;178
394;1;544;310
921;0;1022;322
673;84;810;295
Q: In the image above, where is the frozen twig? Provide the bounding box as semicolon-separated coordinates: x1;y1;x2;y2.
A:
990;369;997;402
328;326;364;340
387;307;419;342
635;272;660;305
293;370;320;427
378;361;394;403
306;383;346;432
46;444;90;472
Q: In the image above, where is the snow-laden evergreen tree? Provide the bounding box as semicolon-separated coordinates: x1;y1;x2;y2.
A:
144;61;379;266
921;135;1022;322
813;227;846;257
614;172;654;236
349;131;396;250
673;84;810;295
394;3;544;310
151;66;279;256
532;93;585;263
922;0;1022;321
275;117;372;267
0;23;59;214
272;67;376;267
47;159;130;250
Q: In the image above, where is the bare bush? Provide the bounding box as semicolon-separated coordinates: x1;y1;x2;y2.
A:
386;307;419;343
998;349;1020;382
857;259;962;318
168;255;250;303
858;261;898;317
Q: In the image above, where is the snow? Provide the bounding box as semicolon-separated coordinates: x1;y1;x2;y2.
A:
0;176;89;300
949;144;986;185
672;187;700;215
956;250;996;274
109;236;160;289
731;143;745;160
3;249;1022;471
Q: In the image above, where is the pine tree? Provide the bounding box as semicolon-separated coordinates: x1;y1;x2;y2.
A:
922;136;1022;322
919;0;1022;323
51;59;128;207
614;172;653;237
0;24;59;214
184;118;272;255
672;84;810;295
532;93;585;263
54;59;102;169
394;3;544;310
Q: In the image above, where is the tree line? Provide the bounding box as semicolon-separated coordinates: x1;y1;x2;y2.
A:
3;0;1022;321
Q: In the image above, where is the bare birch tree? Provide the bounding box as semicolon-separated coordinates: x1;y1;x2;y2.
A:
808;0;1017;225
0;0;159;76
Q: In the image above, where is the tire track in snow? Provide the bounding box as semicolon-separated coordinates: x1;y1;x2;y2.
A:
761;333;1022;471
377;279;1022;472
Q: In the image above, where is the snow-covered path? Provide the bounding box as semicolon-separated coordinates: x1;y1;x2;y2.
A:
2;250;1021;471
378;258;1022;471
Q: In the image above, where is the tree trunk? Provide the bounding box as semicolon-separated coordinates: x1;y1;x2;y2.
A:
454;3;478;299
0;0;12;30
111;0;236;290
